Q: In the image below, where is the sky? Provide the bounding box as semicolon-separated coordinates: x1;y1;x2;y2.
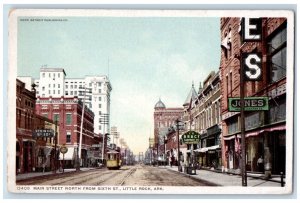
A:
17;16;221;154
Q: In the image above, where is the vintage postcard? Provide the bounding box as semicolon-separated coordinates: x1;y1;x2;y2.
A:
7;9;294;194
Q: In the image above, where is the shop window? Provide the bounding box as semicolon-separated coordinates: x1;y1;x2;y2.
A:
268;23;287;83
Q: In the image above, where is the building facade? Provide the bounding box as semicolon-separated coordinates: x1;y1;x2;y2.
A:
18;67;112;136
16;79;58;173
35;96;98;168
16;79;37;174
153;99;184;163
220;17;287;175
182;74;222;169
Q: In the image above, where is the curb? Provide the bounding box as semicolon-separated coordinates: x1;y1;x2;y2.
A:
164;167;221;186
16;168;100;182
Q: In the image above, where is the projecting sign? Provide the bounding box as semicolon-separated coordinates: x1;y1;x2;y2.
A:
32;129;54;138
241;18;263;81
181;131;200;144
228;97;269;112
60;145;68;154
242;52;262;81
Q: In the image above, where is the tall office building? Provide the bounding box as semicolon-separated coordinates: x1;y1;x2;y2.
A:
18;67;112;135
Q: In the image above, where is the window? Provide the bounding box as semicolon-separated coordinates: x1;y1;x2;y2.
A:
42;113;48;118
228;117;239;134
71;91;73;95
66;114;72;125
48;90;51;94
99;97;101;101
53;114;60;122
42;86;45;91
226;75;229;96
58;90;60;94
99;126;102;130
268;24;287;83
66;132;71;143
53;90;55;94
268;98;286;123
99;89;101;93
42;73;45;78
99;111;102;115
58;84;60;88
71;85;73;89
49;84;51;88
49;73;51;77
66;91;68;95
99;104;101;108
66;85;68;88
74;85;77;88
89;83;92;87
53;73;55;78
229;72;233;96
58;73;60;78
98;82;102;86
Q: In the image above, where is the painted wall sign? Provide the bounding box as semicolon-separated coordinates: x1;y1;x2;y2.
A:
32;129;54;138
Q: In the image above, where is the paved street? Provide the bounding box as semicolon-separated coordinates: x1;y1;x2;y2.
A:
16;164;211;186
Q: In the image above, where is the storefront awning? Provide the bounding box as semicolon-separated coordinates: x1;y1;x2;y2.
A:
195;145;220;153
223;125;286;140
59;147;75;160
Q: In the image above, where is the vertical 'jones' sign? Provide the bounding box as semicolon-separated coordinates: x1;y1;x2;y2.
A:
242;18;262;81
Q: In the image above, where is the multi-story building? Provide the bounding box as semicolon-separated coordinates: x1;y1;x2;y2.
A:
182;75;222;169
16;79;58;174
16;79;37;174
153;99;184;162
193;72;222;169
35;96;98;168
18;67;112;136
220;17;287;175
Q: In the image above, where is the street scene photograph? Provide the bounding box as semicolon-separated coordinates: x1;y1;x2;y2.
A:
7;9;294;194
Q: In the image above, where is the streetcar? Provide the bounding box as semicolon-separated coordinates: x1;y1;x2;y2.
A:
106;148;122;170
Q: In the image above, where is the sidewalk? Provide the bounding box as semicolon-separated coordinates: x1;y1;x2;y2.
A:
16;167;99;181
161;165;284;187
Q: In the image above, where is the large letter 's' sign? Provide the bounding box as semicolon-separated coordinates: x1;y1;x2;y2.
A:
242;52;262;81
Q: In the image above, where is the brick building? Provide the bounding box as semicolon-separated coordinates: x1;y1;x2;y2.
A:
16;79;37;173
35;96;98;168
220;17;287;175
153;99;183;163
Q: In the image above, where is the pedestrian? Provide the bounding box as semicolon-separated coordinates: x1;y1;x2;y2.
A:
257;155;264;172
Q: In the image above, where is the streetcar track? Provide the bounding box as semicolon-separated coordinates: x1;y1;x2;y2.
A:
119;168;137;186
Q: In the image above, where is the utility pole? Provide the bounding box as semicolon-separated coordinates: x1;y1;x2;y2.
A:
54;119;58;173
176;118;181;172
240;55;247;186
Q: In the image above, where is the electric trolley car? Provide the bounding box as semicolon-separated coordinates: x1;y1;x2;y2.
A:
106;147;122;170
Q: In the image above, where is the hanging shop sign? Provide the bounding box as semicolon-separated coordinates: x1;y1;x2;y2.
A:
60;145;68;154
32;129;54;138
228;97;269;112
181;131;200;144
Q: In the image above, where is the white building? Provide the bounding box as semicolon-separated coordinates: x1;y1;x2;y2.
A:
18;67;112;135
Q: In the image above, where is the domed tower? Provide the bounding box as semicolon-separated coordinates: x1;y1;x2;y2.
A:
154;98;166;110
